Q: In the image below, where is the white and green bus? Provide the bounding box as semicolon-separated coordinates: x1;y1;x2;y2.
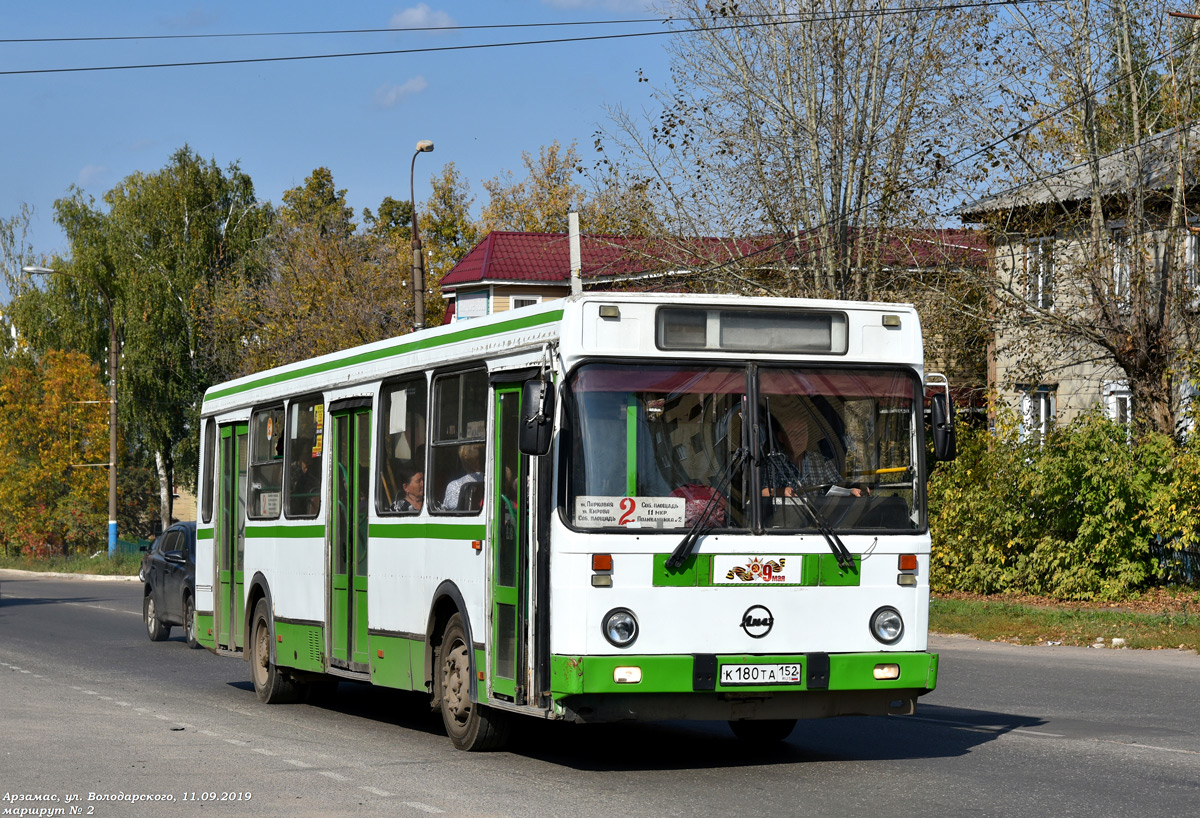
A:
190;293;954;750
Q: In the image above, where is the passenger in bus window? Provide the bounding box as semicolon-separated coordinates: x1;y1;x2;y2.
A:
391;470;424;513
442;443;484;510
761;414;863;498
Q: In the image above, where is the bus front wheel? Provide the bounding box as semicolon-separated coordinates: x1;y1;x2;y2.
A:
435;613;510;751
250;599;300;703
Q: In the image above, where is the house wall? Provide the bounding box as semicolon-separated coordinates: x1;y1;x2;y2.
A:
987;227;1166;429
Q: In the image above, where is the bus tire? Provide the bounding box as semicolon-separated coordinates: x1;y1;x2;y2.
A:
144;590;170;642
435;613;510;751
250;598;300;703
183;593;199;649
728;719;796;743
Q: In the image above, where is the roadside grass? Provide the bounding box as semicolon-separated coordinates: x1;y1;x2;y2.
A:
931;594;1200;652
0;551;142;576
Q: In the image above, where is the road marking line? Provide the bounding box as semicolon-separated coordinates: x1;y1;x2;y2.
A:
360;787;392;797
284;759;311;768
319;771;351;782
252;749;276;756
155;714;170;721
224;738;249;746
199;730;220;737
114;702;131;707
1105;740;1200;756
403;802;445;814
82;689;97;694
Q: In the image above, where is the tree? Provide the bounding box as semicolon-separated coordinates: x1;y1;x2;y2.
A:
5;147;273;533
964;0;1200;436
600;0;985;299
421;162;481;321
204;168;415;375
0;352;108;557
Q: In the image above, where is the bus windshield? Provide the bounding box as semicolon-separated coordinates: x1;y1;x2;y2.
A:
564;362;922;533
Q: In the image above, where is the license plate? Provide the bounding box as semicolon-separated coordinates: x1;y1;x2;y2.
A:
720;663;803;686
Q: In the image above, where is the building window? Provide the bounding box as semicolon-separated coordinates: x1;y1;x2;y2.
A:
1110;230;1131;301
1026;238;1054;309
1103;381;1132;430
1019;386;1056;445
1185;232;1200;306
511;296;541;310
457;290;489;321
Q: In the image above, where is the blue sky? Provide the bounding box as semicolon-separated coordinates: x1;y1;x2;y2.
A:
1;1;668;273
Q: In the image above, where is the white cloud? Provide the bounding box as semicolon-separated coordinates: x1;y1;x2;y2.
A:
372;76;430;108
77;165;108;187
390;4;456;29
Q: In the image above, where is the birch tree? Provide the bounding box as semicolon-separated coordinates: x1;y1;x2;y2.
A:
601;0;986;298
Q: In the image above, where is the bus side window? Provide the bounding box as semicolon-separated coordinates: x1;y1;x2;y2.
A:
248;406;284;519
430;368;487;514
201;417;216;524
285;397;324;518
378;375;428;514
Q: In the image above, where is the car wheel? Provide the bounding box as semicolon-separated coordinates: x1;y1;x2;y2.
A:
144;591;170;642
728;719;796;743
183;594;199;649
250;599;300;703
435;613;509;751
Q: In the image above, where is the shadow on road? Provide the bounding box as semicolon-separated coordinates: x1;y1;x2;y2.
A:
218;673;1045;770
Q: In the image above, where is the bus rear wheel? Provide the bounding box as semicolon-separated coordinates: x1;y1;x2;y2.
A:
436;613;510;751
728;719;797;743
250;599;300;703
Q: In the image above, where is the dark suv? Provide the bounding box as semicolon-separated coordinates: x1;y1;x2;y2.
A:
139;521;198;647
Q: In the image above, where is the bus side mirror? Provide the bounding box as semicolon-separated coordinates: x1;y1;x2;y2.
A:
931;393;956;462
519;379;555;457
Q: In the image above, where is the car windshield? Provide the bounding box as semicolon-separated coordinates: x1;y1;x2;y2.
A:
564;362;922;533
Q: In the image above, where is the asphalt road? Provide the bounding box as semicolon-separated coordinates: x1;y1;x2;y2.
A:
2;570;1198;817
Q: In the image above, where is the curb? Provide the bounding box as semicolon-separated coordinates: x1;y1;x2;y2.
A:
0;567;141;582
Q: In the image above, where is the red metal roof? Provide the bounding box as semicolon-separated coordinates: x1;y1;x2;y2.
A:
439;230;987;290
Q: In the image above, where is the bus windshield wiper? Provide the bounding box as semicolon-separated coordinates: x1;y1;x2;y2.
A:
666;446;747;570
766;452;857;573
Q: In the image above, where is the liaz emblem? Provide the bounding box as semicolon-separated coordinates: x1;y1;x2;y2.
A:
726;556;786;583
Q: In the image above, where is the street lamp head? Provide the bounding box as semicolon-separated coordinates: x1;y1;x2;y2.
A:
415;140;435;153
21;265;56;275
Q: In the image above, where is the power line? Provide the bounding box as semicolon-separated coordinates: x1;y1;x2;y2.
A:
0;2;1036;77
0;3;1031;46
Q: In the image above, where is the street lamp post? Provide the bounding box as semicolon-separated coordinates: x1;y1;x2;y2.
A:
409;139;435;332
23;265;120;558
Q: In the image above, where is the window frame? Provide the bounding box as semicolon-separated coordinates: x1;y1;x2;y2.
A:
283;394;325;520
376;372;429;516
429;366;489;516
247;404;286;521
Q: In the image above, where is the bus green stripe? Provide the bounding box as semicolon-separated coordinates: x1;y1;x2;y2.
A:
196;528;214;540
206;309;563;401
370;523;487;540
244;524;325;538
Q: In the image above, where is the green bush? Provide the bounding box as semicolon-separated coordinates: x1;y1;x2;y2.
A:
929;409;1186;600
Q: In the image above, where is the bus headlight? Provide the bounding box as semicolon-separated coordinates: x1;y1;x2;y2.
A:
603;608;639;648
870;606;904;645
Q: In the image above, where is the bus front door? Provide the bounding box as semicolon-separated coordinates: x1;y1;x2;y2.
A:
491;386;529;704
330;405;371;671
217;423;248;652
